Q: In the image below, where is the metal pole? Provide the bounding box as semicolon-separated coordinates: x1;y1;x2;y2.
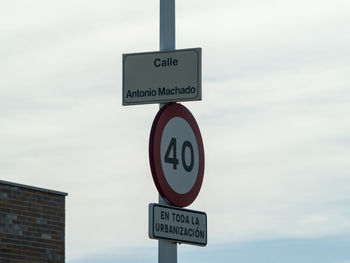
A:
160;0;175;51
158;196;177;263
159;1;177;263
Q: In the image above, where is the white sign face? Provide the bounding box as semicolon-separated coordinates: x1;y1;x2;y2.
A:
149;203;207;246
122;48;201;105
161;117;199;194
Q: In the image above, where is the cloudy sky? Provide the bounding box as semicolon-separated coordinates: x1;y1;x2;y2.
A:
1;0;350;262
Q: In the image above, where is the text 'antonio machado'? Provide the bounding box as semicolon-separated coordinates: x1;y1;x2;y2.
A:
126;85;197;99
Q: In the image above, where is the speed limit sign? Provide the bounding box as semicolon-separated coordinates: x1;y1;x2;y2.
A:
149;103;205;207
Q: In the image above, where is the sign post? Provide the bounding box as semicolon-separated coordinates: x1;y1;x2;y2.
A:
159;1;177;263
122;1;206;263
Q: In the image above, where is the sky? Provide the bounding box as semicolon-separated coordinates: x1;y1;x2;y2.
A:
1;0;350;262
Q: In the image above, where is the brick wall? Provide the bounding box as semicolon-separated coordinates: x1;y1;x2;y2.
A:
0;181;67;263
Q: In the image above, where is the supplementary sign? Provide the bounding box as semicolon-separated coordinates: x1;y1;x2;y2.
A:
149;103;205;207
149;203;207;246
122;48;201;105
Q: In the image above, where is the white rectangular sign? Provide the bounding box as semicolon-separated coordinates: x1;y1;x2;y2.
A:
149;203;207;246
122;48;202;105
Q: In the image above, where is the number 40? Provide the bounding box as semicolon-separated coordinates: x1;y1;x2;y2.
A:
164;138;194;172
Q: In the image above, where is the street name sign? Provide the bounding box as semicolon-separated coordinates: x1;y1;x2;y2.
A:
149;203;207;246
149;103;205;207
122;48;202;105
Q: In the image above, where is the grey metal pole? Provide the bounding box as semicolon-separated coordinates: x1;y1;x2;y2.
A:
160;0;175;51
158;196;177;263
159;1;177;263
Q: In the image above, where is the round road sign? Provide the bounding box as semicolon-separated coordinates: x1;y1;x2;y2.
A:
149;103;205;207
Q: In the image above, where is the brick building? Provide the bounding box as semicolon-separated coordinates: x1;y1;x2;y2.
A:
0;180;67;262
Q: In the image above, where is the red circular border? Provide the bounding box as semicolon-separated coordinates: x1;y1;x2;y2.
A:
149;103;205;207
